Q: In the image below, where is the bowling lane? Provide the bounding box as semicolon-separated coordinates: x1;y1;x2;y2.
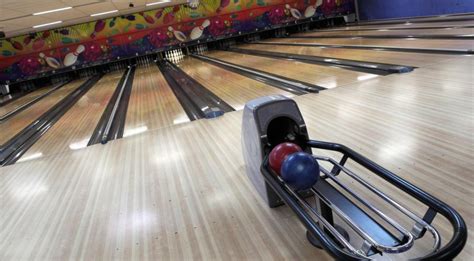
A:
0;86;55;116
268;37;474;50
123;65;188;134
18;71;124;162
331;20;474;31
205;51;378;89
239;43;455;67
0;79;87;145
302;27;474;36
177;56;295;110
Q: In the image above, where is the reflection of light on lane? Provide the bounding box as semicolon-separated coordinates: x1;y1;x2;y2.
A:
123;126;148;137
234;105;244;111
357;74;378;81
11;183;48;200
173;115;190;125
17;152;43;163
115;210;156;233
378;136;414;161
69;138;89;150
154;149;184;165
324;81;337;88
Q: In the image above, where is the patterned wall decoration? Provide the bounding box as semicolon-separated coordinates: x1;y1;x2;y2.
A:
0;0;354;83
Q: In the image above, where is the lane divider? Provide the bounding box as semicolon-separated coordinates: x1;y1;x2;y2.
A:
191;54;324;94
226;47;415;74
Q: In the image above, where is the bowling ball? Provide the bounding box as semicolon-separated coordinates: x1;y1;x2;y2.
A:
269;142;302;175
281;152;320;191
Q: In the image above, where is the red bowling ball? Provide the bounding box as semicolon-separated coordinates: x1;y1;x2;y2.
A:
268;142;302;175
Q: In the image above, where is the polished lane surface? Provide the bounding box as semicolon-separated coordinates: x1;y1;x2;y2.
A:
17;71;124;163
124;64;189;135
1;55;472;260
0;86;53;116
205;51;379;89
302;28;474;36
267;37;474;50
177;56;295;110
0;79;87;145
320;21;474;31
238;43;458;67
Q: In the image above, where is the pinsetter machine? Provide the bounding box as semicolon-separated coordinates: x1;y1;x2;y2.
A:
242;95;467;260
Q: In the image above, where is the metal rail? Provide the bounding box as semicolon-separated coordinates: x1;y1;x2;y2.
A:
315;155;441;251
259;139;467;260
101;67;132;144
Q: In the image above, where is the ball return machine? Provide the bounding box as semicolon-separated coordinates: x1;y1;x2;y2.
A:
242;96;467;260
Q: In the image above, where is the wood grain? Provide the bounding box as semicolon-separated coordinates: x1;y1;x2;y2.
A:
18;72;123;162
205;51;378;89
266;37;474;50
0;87;52;116
341;20;474;30
0;79;86;145
0;40;472;260
302;28;474;37
177;57;294;110
238;43;458;67
124;64;189;135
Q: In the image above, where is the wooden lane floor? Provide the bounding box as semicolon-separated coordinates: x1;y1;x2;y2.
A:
389;56;474;83
205;51;379;89
17;71;124;163
0;86;53;116
355;13;474;25
0;79;87;145
301;27;474;36
331;20;474;31
123;64;188;135
176;56;295;110
0;55;472;259
238;43;460;67
264;37;474;50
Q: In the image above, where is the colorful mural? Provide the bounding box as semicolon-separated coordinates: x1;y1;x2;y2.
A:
0;0;354;83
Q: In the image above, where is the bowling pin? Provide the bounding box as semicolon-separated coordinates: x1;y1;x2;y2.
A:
286;4;302;19
190;19;210;40
168;26;187;42
64;45;85;67
39;53;60;69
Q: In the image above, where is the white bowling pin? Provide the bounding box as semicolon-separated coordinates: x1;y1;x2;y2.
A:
39;53;61;69
285;4;302;19
188;0;200;9
64;45;85;67
305;0;323;18
168;26;187;42
190;19;210;40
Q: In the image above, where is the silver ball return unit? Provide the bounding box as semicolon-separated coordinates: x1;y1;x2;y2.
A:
242;95;467;260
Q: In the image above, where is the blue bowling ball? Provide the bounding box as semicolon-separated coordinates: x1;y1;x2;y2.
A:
281;152;320;191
